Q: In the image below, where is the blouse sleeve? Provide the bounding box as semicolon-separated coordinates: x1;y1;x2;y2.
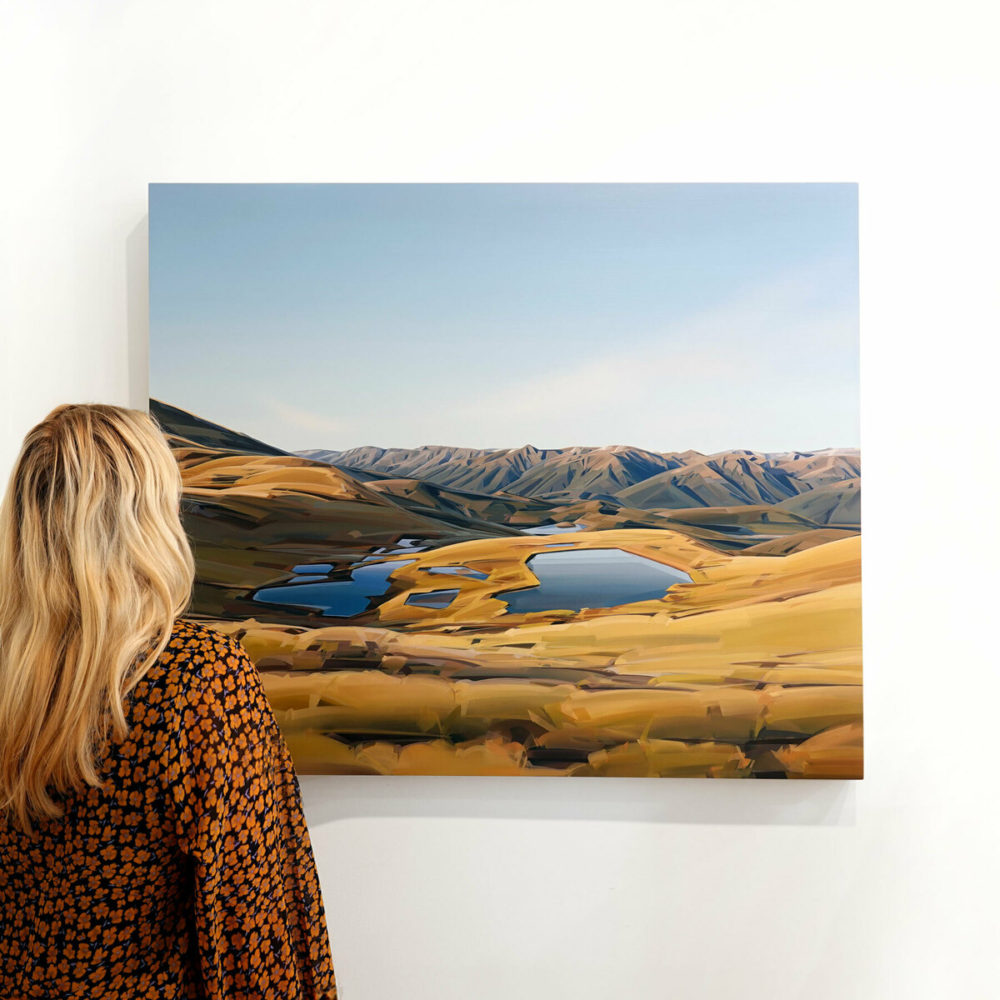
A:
164;630;338;1000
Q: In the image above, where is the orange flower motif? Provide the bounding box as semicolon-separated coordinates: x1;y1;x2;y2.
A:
1;619;338;998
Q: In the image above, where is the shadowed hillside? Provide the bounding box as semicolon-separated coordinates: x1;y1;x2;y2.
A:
150;398;288;456
775;479;860;526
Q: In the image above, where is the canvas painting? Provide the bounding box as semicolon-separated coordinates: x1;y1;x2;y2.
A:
149;183;861;779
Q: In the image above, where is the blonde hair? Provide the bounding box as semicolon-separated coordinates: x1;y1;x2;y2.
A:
0;403;194;832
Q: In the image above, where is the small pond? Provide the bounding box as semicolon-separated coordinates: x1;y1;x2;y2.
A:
405;589;460;609
425;565;489;580
251;559;415;617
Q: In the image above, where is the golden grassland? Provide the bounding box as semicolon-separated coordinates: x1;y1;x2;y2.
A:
192;531;862;779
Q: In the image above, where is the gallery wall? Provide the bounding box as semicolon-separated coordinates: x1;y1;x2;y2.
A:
2;3;998;998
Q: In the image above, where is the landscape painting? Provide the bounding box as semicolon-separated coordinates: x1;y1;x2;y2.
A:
149;183;861;779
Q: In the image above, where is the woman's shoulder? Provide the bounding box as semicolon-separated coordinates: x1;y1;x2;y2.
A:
147;618;256;704
128;618;273;755
160;617;246;664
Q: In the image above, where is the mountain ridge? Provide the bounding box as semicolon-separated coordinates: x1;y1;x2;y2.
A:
296;441;860;516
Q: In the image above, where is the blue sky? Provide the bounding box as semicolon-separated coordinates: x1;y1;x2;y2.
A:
150;183;858;454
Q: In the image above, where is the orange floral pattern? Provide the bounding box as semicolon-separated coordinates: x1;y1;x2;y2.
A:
1;618;337;998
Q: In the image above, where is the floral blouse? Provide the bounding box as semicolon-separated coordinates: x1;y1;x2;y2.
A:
0;617;338;999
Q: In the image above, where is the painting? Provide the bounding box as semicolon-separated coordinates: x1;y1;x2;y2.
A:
149;183;861;779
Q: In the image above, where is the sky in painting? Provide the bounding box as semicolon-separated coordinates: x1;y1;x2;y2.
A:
150;183;858;454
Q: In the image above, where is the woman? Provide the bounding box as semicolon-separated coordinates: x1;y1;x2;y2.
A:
0;403;338;999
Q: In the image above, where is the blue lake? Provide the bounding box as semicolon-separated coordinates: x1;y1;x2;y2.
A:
500;548;692;614
251;547;691;619
252;559;415;617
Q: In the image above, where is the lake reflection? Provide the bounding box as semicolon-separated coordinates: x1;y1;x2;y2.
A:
500;548;691;613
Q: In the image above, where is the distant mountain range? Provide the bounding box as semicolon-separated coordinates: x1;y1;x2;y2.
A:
149;399;860;530
296;442;860;518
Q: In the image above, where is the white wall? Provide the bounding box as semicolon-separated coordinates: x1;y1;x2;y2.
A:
2;3;999;997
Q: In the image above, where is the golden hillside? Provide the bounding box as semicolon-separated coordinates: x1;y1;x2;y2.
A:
194;534;861;779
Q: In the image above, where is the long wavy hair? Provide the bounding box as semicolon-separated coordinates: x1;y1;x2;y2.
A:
0;403;194;832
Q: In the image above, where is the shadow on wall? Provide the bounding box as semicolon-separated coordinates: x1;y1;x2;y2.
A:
127;215;149;410
297;774;857;828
